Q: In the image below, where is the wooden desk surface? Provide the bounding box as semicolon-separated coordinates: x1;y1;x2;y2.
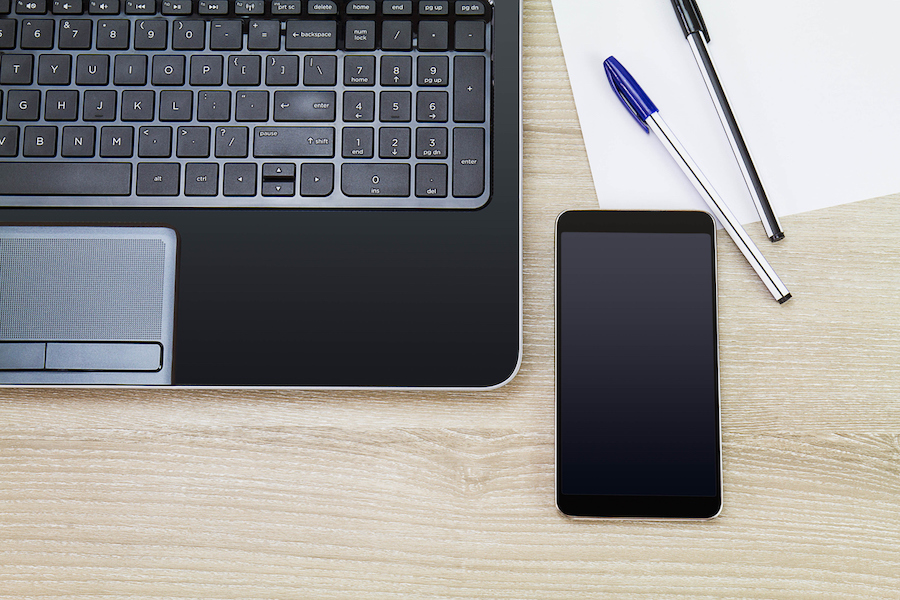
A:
2;2;899;597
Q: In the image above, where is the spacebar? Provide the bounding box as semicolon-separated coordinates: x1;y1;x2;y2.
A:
0;162;132;196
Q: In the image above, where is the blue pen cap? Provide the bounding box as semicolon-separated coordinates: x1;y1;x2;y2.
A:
604;56;658;133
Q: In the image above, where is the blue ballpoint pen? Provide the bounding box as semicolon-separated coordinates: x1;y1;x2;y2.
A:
604;56;791;303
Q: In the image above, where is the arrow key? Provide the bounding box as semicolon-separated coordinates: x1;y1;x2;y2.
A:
223;162;257;196
262;180;295;197
299;163;333;197
262;162;296;181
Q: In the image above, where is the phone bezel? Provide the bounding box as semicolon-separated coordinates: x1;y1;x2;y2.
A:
554;210;722;519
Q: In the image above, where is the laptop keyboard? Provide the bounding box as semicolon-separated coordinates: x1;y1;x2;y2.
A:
0;0;492;208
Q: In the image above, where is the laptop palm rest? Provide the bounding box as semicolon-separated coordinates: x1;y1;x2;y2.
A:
0;226;177;385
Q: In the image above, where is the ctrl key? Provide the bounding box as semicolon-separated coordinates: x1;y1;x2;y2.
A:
136;162;180;196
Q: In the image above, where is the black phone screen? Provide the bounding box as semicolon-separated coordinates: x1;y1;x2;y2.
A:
556;211;721;518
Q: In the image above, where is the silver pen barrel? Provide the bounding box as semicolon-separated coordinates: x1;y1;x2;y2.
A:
647;113;791;303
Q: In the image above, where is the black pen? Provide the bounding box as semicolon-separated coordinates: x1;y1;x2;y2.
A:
670;0;785;242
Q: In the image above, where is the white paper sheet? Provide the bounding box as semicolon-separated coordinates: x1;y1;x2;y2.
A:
550;0;900;225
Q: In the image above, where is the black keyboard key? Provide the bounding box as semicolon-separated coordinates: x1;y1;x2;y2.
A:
0;126;18;156
303;55;336;86
417;91;448;122
137;125;171;157
418;21;448;50
99;125;134;157
271;1;300;16
455;1;484;15
378;126;410;158
262;180;294;196
266;55;299;86
455;20;485;51
341;163;409;197
134;19;167;50
0;162;131;194
234;0;263;15
6;89;40;120
88;0;118;14
82;89;116;120
247;19;278;51
51;0;82;15
345;20;374;50
344;55;375;86
152;55;185;85
419;1;447;15
184;162;218;196
160;0;190;14
136;162;180;196
159;89;192;121
347;0;375;14
382;20;412;50
44;89;78;120
285;20;337;50
383;1;412;15
37;54;72;85
20;18;54;49
223;162;256;196
121;89;154;120
75;54;109;85
215;126;248;158
416;56;450;87
0;54;33;84
415;163;447;197
453;55;485;122
197;90;230;121
452;127;484;197
262;162;295;180
415;126;447;158
190;55;223;85
198;0;227;15
228;55;261;86
176;126;210;158
343;91;375;122
0;19;15;49
342;127;374;158
273;91;335;122
210;20;242;50
173;19;205;50
23;125;57;156
381;55;412;86
307;0;336;15
379;91;411;122
235;90;268;121
253;126;335;158
15;0;47;14
114;54;147;85
125;0;155;14
96;19;128;50
61;125;96;157
299;162;333;196
57;18;91;50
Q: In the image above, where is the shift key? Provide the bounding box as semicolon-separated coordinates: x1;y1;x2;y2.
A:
253;127;335;158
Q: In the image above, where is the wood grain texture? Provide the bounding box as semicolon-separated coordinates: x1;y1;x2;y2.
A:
2;1;899;598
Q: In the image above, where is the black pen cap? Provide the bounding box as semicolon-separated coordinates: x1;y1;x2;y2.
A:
671;0;711;42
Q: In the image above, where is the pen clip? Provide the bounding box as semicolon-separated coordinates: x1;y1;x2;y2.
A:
671;0;710;43
604;56;658;134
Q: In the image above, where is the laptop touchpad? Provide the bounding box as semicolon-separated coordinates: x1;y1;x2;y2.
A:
0;226;177;385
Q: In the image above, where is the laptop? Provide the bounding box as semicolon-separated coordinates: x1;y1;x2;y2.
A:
0;0;522;388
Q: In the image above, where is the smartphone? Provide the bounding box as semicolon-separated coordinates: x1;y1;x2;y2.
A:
555;210;722;519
